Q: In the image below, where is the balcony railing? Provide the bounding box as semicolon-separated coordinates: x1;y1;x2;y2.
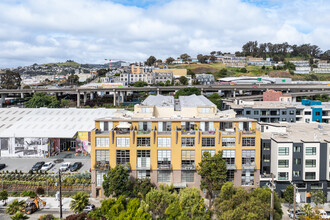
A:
136;165;151;170
158;131;172;135
226;164;237;170
242;162;256;170
95;129;110;135
181;164;195;170
95;161;110;170
181;130;197;135
202;130;216;135
221;129;236;135
158;162;172;170
116;129;130;135
242;130;256;135
137;130;151;135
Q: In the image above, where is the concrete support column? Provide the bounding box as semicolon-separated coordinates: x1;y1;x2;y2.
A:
292;97;297;102
83;92;87;105
0;94;6;108
77;92;80;107
90;92;94;100
113;89;116;106
157;88;160;95
20;93;24;99
201;88;204;95
233;89;236;98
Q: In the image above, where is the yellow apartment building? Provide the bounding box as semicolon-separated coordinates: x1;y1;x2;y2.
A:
90;95;261;198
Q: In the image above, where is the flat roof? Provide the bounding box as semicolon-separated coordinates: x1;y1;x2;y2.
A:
0;108;117;138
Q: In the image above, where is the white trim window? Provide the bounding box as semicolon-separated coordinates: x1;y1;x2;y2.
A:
96;137;109;147
116;137;130;147
158;137;171;147
222;137;236;147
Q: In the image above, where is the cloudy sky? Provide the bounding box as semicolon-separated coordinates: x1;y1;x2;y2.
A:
1;0;330;67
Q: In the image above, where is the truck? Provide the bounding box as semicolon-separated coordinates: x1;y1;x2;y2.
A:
22;196;46;214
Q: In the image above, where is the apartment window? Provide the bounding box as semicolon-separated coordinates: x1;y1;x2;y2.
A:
294;158;301;165
242;137;255;147
137;150;150;169
246;110;251;115
305;119;310;123
263;143;270;151
242;150;255;165
220;122;232;130
316;112;321;116
96;137;109;147
278;172;289;180
181;122;195;131
289;110;295;115
181;137;195;147
305;111;312;115
305;172;316;180
222;137;236;147
96;150;109;162
158;150;171;168
294;146;301;153
281;118;287;122
181;150;195;169
278;160;289;168
141;108;150;113
202;150;215;157
242;169;254;185
223;150;235;165
116;137;130;147
158;122;171;132
200;122;214;132
306;147;316;155
201;108;211;113
311;183;322;189
138;122;152;131
293;171;300;177
254;111;259;115
158;171;171;182
96;171;106;186
137;137;150;147
296;183;306;189
202;137;215;147
278;147;289;156
100;121;113;131
281;110;286;115
158;137;171;147
182;171;194;182
116;150;130;165
305;159;316;167
227;170;235;182
138;170;150;179
263;154;270;163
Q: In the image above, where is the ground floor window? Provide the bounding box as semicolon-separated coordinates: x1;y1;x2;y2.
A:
181;171;194;182
241;169;254;185
227;170;235;182
96;171;106;186
138;170;150;179
158;171;171;182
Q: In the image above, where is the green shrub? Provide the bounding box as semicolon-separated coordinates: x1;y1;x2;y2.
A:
21;191;36;198
36;187;45;195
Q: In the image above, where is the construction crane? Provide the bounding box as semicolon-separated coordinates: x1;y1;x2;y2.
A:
104;58;126;70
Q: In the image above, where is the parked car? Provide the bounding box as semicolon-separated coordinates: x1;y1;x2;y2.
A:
288;210;305;219
40;162;54;171
54;159;64;164
60;162;71;172
0;164;6;170
31;162;45;171
70;162;82;172
83;204;96;213
319;209;330;219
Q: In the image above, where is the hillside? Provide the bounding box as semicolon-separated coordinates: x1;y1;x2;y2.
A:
42;61;81;68
166;62;330;81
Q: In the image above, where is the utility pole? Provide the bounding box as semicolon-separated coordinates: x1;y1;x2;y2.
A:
293;184;297;220
58;170;63;219
270;173;274;220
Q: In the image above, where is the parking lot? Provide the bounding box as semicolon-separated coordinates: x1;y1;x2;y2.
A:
0;156;91;173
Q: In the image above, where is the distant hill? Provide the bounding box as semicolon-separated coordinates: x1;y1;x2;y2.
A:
42;61;81;68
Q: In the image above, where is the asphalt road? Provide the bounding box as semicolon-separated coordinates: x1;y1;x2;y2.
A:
0;157;91;173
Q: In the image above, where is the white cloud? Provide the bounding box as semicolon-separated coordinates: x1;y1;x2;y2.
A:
0;0;330;67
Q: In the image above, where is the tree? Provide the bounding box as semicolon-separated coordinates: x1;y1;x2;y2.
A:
214;182;283;220
311;190;326;206
174;87;201;98
132;178;155;199
166;57;175;64
25;93;60;108
39;214;59;220
10;211;29;220
164;80;172;86
97;68;108;77
67;73;79;85
218;68;228;77
208;93;222;109
146;56;156;66
178;76;188;85
299;204;322;219
6;199;26;215
134;81;148;87
102;164;131;197
0;190;8;205
1;70;21;89
283;185;294;209
187;69;196;78
240;68;247;73
141;185;177;219
180;53;191;62
70;192;89;214
197;151;227;209
65;212;88;220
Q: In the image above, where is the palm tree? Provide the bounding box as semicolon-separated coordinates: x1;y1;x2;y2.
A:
70;192;89;213
10;211;29;220
6;199;26;215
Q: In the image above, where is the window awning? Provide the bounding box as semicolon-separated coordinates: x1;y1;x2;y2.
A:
116;122;132;129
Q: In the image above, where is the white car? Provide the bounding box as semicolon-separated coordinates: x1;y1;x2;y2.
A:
40;162;54;171
60;162;71;172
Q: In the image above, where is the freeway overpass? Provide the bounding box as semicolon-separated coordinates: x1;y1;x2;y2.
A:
1;84;330;107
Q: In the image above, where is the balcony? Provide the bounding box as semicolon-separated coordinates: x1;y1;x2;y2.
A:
158;130;172;135
181;130;197;135
95;129;110;135
94;161;110;170
181;164;195;170
222;129;236;135
226;164;236;170
242;130;256;135
202;130;216;135
242;162;256;170
137;130;151;135
158;161;172;170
